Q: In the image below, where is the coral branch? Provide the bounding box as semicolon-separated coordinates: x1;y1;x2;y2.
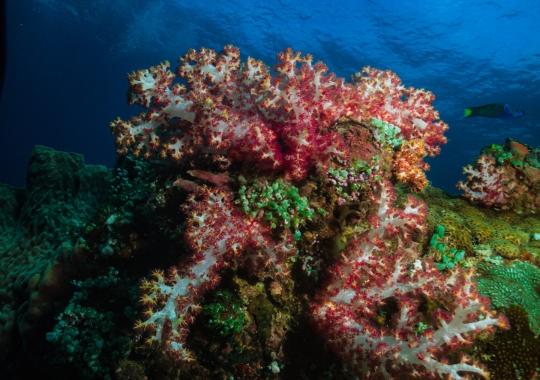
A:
311;180;505;379
135;187;294;361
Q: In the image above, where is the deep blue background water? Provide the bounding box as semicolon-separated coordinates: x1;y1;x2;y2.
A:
1;0;539;193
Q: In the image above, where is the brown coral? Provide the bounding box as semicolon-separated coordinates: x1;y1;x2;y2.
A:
477;306;540;380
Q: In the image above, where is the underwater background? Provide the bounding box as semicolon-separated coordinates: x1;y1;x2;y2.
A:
1;0;539;192
1;1;540;380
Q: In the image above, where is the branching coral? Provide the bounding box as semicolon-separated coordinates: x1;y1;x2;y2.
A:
135;186;295;361
458;139;540;213
457;155;512;208
111;45;447;185
393;139;429;191
106;45;475;376
310;180;506;379
353;67;448;157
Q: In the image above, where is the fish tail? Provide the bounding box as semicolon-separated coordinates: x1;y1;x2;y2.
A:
463;108;473;118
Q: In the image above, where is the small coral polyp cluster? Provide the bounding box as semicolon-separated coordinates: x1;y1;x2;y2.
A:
111;45;505;378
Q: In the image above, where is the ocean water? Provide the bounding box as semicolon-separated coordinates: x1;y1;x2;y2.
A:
1;0;539;192
1;2;540;380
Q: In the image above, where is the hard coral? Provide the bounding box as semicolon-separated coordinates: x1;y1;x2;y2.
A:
477;306;540;380
477;261;540;335
310;180;505;379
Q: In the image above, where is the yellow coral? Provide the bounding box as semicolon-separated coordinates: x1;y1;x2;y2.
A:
466;218;493;244
491;239;521;259
393;139;428;192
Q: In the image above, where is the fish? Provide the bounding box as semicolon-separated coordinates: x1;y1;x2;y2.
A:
463;103;524;119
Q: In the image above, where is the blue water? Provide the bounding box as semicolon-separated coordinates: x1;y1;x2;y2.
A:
1;0;539;193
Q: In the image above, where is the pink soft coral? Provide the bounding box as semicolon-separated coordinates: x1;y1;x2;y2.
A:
136;185;294;361
353;67;448;157
457;155;513;209
111;45;447;184
310;180;506;379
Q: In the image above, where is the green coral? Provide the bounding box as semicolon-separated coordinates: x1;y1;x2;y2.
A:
202;290;247;337
483;143;516;166
370;118;402;148
237;179;315;240
429;224;466;271
483;142;534;168
414;321;429;335
476;261;540;335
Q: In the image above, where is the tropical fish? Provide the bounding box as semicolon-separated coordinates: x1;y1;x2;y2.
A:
463;103;524;119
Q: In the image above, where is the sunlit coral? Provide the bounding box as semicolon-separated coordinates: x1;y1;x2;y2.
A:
109;45;461;371
352;67;448;157
111;45;447;182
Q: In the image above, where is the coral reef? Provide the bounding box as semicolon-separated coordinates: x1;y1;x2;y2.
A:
1;46;538;380
237;178;316;240
45;268;133;380
0;146;110;373
111;46;474;378
476;306;540;380
429;224;466;271
420;186;540;263
110;45;447;188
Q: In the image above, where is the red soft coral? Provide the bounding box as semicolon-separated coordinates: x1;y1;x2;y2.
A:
135;186;294;361
311;180;506;379
352;67;448;156
112;46;447;183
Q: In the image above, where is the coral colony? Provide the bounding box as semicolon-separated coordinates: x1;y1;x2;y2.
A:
458;139;540;214
111;45;507;378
